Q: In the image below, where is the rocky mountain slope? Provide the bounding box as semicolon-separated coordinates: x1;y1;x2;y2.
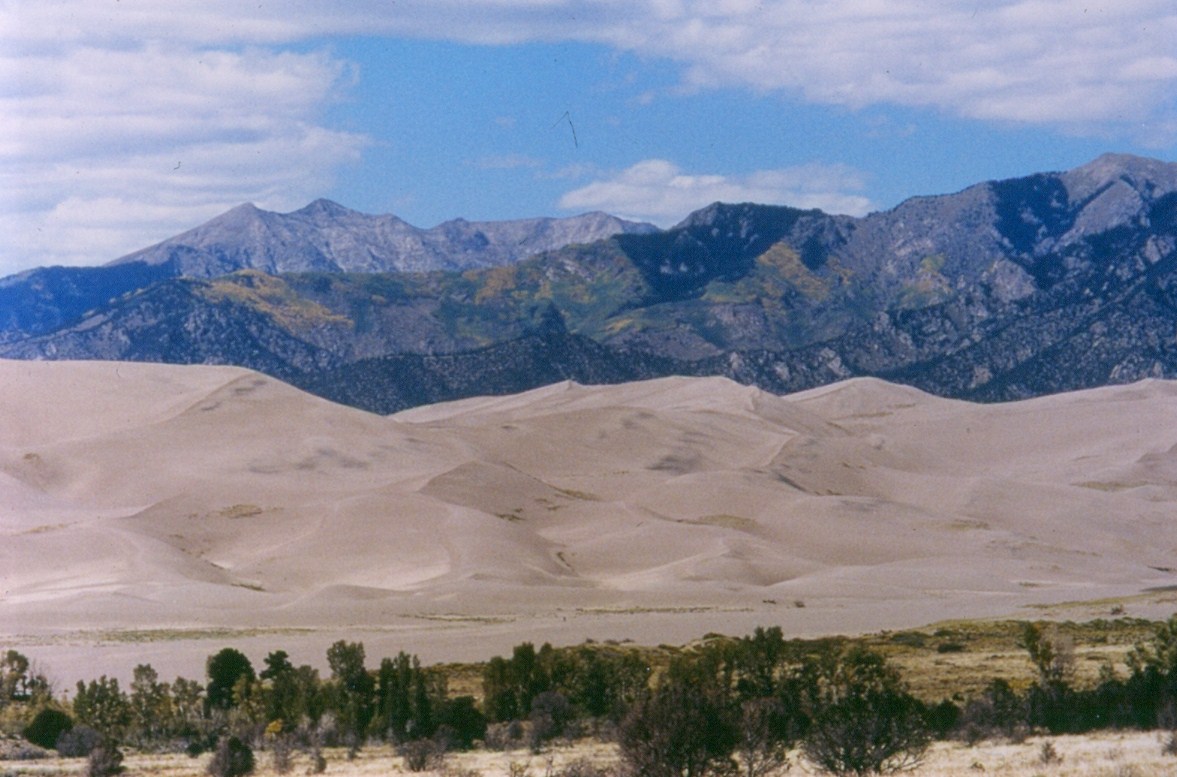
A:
0;203;655;340
4;153;1177;408
113;199;658;276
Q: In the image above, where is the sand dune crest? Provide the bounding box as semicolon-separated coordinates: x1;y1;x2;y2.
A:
3;359;1176;679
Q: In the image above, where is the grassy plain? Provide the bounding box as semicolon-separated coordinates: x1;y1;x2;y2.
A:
434;616;1160;704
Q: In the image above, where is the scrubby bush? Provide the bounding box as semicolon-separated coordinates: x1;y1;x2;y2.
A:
618;677;737;777
307;744;326;774
185;734;216;758
529;690;575;750
554;757;614;777
399;737;445;772
924;699;960;739
736;697;795;777
268;731;295;775
207;736;254;777
56;724;104;757
799;646;929;776
86;742;125;777
488;720;526;750
955;679;1027;744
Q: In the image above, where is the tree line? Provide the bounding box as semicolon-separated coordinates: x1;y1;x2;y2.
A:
2;617;1177;776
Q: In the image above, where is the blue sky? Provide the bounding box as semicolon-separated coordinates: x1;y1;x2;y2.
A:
3;1;1176;275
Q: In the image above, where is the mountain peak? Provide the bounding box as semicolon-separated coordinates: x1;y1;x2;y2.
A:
673;201;818;231
1074;151;1176;178
676;201;755;228
1064;153;1177;200
218;202;263;220
103;199;659;277
296;198;357;218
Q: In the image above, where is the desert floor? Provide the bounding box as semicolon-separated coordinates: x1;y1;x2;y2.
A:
4;731;1177;777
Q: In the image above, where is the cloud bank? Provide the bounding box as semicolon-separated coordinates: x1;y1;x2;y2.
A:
613;1;1177;133
4;2;1177;272
560;160;874;225
18;1;1165;131
0;31;365;270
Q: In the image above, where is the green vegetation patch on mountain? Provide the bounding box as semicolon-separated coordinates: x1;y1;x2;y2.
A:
196;271;354;333
453;240;654;341
261;241;655;353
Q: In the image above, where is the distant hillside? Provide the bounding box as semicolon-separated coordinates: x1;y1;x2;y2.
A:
4;153;1177;408
292;308;705;413
0;204;656;340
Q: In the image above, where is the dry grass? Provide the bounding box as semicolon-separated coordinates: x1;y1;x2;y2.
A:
434;615;1156;707
855;618;1157;702
3;733;1176;777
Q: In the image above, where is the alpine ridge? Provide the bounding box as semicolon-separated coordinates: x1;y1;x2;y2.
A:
111;200;659;276
4;153;1177;409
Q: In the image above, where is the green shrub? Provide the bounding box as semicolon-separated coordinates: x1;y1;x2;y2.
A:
618;678;737;777
800;646;930;776
23;708;72;749
435;695;486;750
528;690;574;750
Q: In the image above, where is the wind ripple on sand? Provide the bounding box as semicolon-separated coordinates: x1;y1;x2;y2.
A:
3;361;1177;668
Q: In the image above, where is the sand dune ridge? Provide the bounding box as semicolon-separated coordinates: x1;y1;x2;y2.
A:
3;359;1176;678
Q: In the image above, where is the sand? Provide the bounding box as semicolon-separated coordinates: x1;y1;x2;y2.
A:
1;359;1176;683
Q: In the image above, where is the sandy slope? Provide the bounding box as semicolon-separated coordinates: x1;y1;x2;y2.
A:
2;359;1176;682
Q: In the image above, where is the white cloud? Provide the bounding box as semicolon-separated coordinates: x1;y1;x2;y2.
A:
0;34;365;273
559;159;875;225
9;2;1177;130
591;1;1177;136
2;126;366;269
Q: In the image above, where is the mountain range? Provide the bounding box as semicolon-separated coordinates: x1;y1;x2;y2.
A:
4;152;1177;411
112;200;658;276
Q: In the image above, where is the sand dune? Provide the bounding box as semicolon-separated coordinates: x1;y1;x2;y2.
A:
2;360;1176;681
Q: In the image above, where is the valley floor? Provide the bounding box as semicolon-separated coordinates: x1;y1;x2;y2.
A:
4;732;1176;777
